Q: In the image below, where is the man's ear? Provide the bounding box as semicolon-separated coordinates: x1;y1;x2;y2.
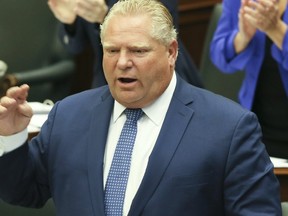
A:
168;39;178;66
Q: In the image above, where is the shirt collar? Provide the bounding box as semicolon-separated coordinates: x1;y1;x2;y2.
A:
113;72;177;125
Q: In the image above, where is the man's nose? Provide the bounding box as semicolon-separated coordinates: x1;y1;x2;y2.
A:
117;51;133;69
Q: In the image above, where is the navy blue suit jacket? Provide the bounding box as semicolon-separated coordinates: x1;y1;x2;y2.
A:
59;0;203;88
0;76;281;215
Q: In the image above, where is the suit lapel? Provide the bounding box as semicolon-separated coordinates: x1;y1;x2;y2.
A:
86;89;114;216
128;77;195;216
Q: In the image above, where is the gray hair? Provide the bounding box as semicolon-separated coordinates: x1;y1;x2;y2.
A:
100;0;178;46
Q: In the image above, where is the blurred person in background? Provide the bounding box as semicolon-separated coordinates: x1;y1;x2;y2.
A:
48;0;204;88
210;0;288;158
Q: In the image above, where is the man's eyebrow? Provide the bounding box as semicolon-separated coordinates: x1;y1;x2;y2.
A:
102;43;151;49
102;43;115;48
125;43;152;50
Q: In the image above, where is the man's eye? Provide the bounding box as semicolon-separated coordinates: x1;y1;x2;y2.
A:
132;49;148;54
106;49;119;54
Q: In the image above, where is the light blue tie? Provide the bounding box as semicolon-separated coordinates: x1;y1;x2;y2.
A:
104;108;143;216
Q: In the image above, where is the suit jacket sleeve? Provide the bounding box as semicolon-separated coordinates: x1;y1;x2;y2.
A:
223;111;281;215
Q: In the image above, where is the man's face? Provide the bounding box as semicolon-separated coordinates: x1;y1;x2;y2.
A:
102;14;178;108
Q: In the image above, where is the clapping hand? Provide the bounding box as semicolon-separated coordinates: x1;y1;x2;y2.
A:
75;0;108;23
235;0;286;52
238;0;257;46
242;0;280;34
48;0;108;24
48;0;77;24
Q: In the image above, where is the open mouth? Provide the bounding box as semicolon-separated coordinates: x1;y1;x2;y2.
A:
119;78;137;83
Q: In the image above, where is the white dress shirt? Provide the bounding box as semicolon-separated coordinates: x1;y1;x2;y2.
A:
0;72;177;216
0;129;28;156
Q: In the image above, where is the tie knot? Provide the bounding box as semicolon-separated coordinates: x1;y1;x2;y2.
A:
125;108;143;121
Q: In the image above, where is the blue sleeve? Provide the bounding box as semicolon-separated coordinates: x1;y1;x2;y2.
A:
210;0;256;73
224;112;281;215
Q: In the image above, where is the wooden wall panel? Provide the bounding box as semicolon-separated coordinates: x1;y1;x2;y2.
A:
178;0;221;68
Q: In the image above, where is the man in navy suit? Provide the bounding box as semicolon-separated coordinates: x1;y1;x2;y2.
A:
0;0;281;215
48;0;203;88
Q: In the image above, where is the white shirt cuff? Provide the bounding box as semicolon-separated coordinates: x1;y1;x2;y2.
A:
0;129;28;157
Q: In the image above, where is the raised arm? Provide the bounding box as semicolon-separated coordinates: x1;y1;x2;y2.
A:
0;84;32;136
